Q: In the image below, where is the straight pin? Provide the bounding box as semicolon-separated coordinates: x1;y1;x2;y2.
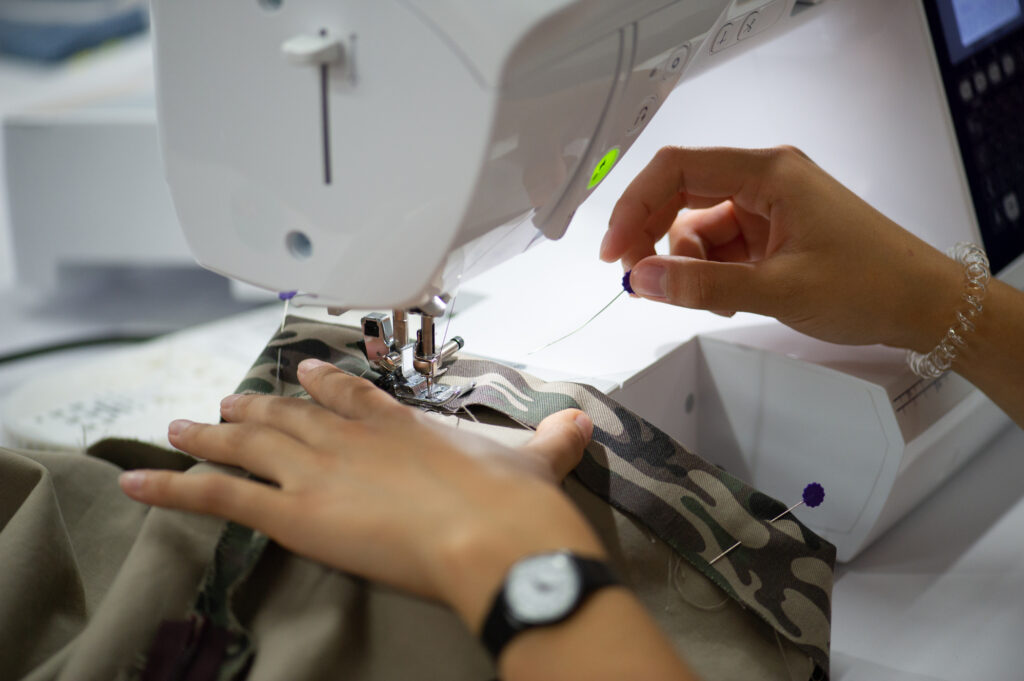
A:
276;292;298;394
278;291;298;332
528;271;635;355
708;483;825;566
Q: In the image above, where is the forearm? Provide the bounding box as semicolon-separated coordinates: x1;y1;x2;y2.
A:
954;279;1024;428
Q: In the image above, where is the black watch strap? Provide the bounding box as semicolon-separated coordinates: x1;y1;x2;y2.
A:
480;553;619;660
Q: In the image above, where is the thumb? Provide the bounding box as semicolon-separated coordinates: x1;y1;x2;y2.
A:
521;409;593;482
628;255;766;314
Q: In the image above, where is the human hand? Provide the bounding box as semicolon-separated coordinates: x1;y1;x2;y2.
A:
119;359;602;632
600;146;964;352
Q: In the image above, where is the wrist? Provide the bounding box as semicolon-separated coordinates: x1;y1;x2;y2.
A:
905;243;992;377
900;247;966;354
431;483;606;633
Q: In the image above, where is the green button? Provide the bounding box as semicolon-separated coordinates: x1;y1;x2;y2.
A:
588;147;620;189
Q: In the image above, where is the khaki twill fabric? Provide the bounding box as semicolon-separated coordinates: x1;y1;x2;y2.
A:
2;315;833;680
2;435;813;681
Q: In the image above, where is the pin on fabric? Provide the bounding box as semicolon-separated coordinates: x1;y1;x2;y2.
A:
528;270;635;354
276;291;299;392
708;483;825;566
278;291;298;332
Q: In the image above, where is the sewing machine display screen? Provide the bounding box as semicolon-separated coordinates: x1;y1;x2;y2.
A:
925;0;1024;274
945;0;1023;61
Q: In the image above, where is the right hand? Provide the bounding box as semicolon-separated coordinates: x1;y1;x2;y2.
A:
600;146;963;353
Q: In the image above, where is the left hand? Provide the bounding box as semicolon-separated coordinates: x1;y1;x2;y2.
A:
119;359;602;631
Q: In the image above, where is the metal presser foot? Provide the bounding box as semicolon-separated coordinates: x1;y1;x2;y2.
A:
360;298;474;408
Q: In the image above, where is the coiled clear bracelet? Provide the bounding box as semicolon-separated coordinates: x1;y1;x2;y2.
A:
906;242;991;379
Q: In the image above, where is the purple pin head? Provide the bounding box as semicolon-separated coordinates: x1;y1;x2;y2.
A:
622;270;634;295
278;290;298;301
802;482;825;508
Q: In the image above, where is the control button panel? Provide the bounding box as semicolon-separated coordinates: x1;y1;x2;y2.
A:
928;6;1024;273
705;0;784;55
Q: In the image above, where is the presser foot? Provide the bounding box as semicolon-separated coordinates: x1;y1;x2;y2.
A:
361;307;469;408
393;377;475;409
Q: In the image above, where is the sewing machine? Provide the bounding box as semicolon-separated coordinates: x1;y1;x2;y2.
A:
3;0;1020;563
149;0;806;404
150;0;1023;557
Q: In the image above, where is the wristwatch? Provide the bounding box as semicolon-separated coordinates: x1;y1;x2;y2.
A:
480;551;620;659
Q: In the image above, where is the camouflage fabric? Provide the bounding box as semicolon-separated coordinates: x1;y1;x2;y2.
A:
189;316;835;679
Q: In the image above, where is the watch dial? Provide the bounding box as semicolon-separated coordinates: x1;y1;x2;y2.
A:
506;553;582;624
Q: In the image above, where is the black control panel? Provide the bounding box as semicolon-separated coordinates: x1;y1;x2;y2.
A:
924;0;1024;274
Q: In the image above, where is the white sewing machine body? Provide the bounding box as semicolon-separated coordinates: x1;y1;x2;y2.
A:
150;0;797;309
149;0;1024;560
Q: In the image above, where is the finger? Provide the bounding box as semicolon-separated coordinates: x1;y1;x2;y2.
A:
669;202;771;262
611;194;685;269
601;146;796;264
297;359;400;420
706;236;750;264
219;393;347;451
610;194;730;271
168;419;310;481
119;469;292;535
520;409;592;483
628;254;776;315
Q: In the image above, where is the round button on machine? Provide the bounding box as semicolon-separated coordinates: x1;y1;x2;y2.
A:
988;61;1002;84
711;22;737;53
973;70;988;93
1003;53;1016;77
588;147;620;190
739;11;760;40
959;78;973;101
663;44;690;78
627;95;660;135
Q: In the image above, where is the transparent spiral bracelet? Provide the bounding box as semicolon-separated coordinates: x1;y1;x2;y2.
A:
906;242;991;379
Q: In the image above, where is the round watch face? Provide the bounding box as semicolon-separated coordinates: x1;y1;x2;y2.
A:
505;553;582;624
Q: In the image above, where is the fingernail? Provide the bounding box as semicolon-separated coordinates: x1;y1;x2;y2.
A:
629;263;667;298
599;230;614;260
220;394;240;413
575;412;594;441
168;419;192;437
297;358;330;375
119;471;147;495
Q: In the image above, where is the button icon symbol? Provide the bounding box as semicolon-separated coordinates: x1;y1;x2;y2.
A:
740;12;759;40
